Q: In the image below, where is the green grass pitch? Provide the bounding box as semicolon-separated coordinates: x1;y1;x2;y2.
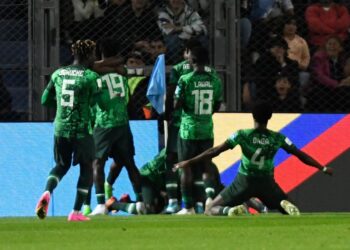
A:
0;214;349;250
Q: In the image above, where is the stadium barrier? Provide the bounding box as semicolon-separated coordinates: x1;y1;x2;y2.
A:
1;114;350;217
0;120;158;217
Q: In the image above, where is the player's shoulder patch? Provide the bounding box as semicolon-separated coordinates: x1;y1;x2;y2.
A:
228;131;239;141
284;137;293;146
183;63;191;70
204;66;212;72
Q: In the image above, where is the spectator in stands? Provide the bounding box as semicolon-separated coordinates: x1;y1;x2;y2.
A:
102;0;130;15
70;0;106;41
249;0;294;56
149;38;167;63
72;0;104;21
268;0;294;18
270;72;302;112
104;0;161;55
240;0;253;49
281;16;311;87
253;36;299;100
186;0;210;25
157;0;208;63
126;51;154;119
307;35;350;112
305;0;350;51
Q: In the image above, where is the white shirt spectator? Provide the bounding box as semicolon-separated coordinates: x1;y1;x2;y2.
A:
268;0;294;18
72;0;105;22
158;3;207;40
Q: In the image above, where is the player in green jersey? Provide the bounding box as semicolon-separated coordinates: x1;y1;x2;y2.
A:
105;148;266;215
174;100;333;216
89;38;144;216
174;46;223;215
35;40;99;221
106;148;168;214
164;38;203;214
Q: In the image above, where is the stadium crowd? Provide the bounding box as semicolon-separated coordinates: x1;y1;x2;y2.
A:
1;0;350;119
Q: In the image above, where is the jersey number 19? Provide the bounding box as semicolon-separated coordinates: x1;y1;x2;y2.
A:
99;74;126;99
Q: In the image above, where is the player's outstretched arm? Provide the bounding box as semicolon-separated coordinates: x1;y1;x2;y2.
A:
41;81;56;107
93;56;126;75
174;142;230;170
289;147;333;176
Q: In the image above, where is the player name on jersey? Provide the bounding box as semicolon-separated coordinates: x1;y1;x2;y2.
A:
252;137;270;145
59;69;84;77
194;81;212;88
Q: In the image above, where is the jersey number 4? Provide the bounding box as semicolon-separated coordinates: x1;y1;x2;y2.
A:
191;89;213;115
251;148;265;169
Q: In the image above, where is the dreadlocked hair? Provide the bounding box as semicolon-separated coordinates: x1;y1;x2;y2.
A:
71;39;96;59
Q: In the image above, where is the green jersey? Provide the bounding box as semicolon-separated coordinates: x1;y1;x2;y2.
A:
42;65;99;138
175;70;223;140
226;129;297;177
169;61;192;127
140;149;167;190
94;73;129;128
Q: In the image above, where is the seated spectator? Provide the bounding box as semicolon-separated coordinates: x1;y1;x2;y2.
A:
102;0;130;16
270;72;302;112
307;35;350;112
186;0;210;25
253;36;299;100
281;16;311;87
157;0;208;63
249;0;294;55
305;0;350;51
72;0;104;21
70;0;106;41
104;0;162;56
268;0;294;18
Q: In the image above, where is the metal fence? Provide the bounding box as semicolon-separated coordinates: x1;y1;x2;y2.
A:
1;1;350;122
0;0;30;121
237;0;350;113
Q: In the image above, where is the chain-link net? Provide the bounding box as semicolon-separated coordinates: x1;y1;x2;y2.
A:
2;1;349;121
59;0;210;119
240;0;350;113
0;0;29;121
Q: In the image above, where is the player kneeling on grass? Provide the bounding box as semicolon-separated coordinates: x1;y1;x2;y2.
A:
106;149;168;214
174;100;333;216
35;40;99;222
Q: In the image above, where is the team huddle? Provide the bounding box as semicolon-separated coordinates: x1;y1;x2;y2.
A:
35;38;333;222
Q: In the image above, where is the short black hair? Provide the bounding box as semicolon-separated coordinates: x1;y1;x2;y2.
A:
127;50;145;62
252;100;273;124
185;38;203;51
99;38;120;58
266;36;289;50
190;46;209;65
71;39;96;60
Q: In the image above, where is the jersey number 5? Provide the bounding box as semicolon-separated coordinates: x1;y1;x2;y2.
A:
191;89;213;115
61;79;75;107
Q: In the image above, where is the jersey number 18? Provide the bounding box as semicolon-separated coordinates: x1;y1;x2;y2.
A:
191;89;213;115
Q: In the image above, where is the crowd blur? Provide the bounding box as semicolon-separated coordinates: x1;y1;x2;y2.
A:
1;0;350;121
